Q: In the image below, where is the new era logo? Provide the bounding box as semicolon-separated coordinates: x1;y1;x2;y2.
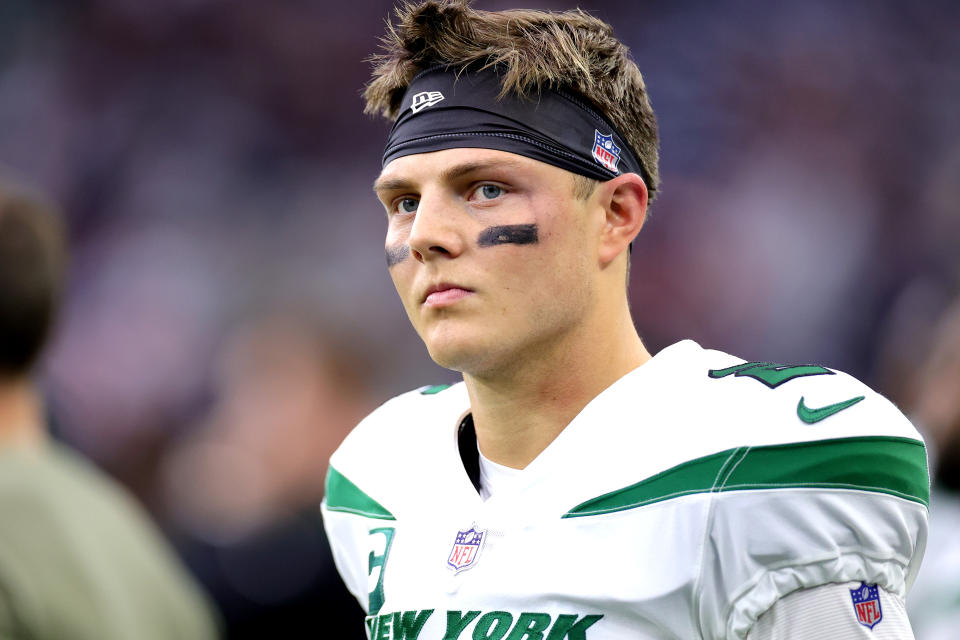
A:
411;91;445;113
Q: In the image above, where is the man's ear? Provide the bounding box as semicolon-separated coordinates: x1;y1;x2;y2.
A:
597;173;648;267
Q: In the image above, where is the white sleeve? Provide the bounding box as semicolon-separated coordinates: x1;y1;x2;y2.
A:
747;582;915;640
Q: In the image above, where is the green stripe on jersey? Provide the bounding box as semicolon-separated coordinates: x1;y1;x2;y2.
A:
325;466;396;520
564;436;928;518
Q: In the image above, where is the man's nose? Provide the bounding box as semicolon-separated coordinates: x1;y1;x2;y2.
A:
407;192;466;263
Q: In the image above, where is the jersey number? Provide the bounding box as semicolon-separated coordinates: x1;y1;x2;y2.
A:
708;361;833;389
368;527;395;616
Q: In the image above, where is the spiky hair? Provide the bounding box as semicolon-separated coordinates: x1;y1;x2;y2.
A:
364;0;660;199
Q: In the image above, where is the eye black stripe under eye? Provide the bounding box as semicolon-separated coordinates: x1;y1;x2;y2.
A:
385;244;410;267
477;224;538;247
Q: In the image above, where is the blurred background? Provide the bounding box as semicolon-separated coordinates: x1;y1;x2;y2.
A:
1;0;958;637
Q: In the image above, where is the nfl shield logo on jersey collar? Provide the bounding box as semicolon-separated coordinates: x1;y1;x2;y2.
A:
849;582;883;629
447;525;486;573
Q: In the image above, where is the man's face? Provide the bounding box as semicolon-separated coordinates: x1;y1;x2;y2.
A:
374;148;600;377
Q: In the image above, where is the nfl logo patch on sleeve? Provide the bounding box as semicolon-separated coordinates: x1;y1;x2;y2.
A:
849;582;883;629
447;526;486;574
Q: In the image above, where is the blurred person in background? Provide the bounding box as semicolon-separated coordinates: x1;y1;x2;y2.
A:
0;181;219;640
161;310;373;639
900;293;960;640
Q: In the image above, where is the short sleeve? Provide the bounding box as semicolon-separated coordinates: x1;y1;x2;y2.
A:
694;436;928;639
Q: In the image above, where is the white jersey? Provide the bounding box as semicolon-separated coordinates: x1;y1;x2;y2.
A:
322;340;928;639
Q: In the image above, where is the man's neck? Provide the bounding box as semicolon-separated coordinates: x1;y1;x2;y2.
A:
0;377;46;450
463;308;650;469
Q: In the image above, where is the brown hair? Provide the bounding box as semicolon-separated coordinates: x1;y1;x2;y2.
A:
365;0;660;200
0;185;66;377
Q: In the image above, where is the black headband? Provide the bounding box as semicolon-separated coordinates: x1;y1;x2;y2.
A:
382;66;647;186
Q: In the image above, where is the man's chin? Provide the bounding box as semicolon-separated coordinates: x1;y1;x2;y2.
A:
423;334;495;374
424;342;477;373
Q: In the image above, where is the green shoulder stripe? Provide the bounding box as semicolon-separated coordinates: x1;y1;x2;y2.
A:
325;466;395;520
564;436;928;518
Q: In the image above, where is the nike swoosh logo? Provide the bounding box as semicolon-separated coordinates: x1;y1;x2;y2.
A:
797;395;865;424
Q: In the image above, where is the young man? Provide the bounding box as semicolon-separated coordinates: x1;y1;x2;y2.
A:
322;2;928;638
0;183;219;639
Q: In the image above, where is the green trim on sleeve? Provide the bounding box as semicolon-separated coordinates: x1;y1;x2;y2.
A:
563;436;929;518
325;466;396;520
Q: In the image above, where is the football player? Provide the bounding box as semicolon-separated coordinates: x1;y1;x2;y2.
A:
322;2;928;638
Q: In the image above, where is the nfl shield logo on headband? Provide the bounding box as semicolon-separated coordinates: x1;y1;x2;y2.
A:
592;130;621;174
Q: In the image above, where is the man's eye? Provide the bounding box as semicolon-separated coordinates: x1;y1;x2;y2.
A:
397;198;419;214
479;184;503;200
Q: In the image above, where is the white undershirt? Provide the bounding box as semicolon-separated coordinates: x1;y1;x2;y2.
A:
477;447;524;500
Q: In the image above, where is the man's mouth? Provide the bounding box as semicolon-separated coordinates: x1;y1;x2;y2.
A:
422;283;474;307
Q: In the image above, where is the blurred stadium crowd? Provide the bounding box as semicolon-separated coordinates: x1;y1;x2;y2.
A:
0;0;958;638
